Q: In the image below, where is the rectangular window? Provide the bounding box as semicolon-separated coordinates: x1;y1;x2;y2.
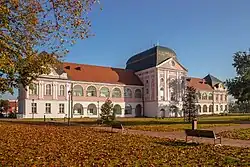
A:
216;105;218;111
225;105;227;111
45;103;51;114
216;95;218;101
31;103;37;114
220;105;223;111
146;88;149;94
220;95;223;101
59;104;64;113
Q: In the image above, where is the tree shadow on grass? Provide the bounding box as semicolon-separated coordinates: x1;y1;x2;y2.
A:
154;141;200;147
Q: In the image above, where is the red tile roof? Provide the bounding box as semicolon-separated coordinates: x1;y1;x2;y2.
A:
62;62;143;86
186;77;213;91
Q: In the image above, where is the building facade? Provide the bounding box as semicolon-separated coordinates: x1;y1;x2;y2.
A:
18;46;228;118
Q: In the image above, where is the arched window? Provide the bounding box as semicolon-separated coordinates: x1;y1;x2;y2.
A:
170;88;176;101
29;83;38;95
124;88;132;98
73;103;83;115
135;89;142;98
197;92;201;100
59;85;65;96
45;84;52;95
208;93;213;100
209;105;213;113
160;87;164;100
112;88;121;98
113;104;122;115
125;104;132;115
203;105;207;112
87;104;97;115
86;86;97;97
202;93;207;100
197;105;201;113
216;95;219;101
73;85;83;96
100;87;109;97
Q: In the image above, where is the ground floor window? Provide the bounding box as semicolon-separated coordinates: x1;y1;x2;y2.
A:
59;104;64;113
31;103;37;114
88;104;97;115
125;104;132;115
203;105;207;112
216;105;218;111
73;103;84;115
45;103;51;114
220;105;223;111
113;104;122;115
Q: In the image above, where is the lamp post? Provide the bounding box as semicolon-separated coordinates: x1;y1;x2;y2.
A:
68;90;71;126
32;99;34;119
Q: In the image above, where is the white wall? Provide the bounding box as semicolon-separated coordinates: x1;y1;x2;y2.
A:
22;99;142;118
144;102;158;117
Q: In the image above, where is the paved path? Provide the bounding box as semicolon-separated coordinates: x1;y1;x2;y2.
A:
94;124;250;148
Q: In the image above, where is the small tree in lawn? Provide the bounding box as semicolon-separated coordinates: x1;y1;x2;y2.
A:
100;99;115;124
183;86;198;122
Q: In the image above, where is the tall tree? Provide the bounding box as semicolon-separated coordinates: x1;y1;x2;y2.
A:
226;51;250;113
0;0;99;94
100;99;115;124
182;86;197;122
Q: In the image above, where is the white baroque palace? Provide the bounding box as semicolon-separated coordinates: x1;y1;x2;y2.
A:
18;46;228;118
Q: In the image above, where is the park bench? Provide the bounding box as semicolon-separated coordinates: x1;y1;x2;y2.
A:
111;122;127;133
185;129;222;145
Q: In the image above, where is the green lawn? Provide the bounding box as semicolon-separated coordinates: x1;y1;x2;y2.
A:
219;128;250;140
0;122;249;166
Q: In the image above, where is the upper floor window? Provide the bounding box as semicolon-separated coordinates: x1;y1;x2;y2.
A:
135;89;142;98
202;93;207;100
100;87;110;97
86;86;97;97
112;88;121;98
208;93;213;100
220;95;223;101
59;85;65;96
160;78;164;82
197;92;201;100
73;85;83;96
160;87;164;100
45;84;52;96
124;88;132;98
146;80;149;84
225;95;227;101
216;95;219;101
170;88;176;101
29;84;38;95
146;88;149;94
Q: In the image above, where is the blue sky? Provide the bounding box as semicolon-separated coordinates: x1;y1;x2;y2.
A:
3;0;250;99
